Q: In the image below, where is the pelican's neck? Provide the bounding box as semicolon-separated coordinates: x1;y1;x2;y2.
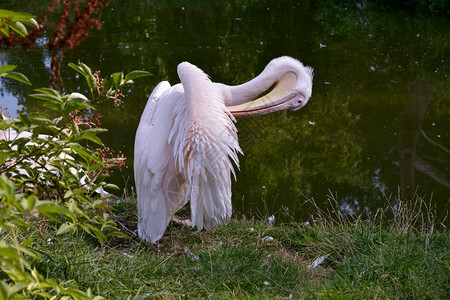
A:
219;57;309;107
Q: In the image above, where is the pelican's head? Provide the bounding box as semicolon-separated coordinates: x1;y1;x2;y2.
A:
228;58;313;118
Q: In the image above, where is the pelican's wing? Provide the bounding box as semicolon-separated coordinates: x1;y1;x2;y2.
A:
176;62;242;230
134;81;187;243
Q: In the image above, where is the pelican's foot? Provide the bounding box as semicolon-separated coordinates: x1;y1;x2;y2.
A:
172;217;192;227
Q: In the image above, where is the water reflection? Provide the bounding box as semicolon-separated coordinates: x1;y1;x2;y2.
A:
0;0;448;225
399;83;450;201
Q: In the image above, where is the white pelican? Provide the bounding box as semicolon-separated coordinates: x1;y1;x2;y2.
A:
134;56;313;242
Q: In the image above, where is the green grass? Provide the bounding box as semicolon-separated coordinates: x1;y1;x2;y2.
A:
24;197;449;299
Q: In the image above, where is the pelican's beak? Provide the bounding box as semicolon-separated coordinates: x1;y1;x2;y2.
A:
227;72;308;118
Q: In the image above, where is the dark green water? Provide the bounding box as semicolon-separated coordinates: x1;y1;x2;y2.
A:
1;1;449;224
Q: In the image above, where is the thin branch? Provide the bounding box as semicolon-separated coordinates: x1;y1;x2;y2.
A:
421;129;450;155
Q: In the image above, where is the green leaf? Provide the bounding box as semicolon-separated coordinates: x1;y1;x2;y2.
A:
67;92;88;101
0;9;36;22
75;128;107;145
64;190;74;199
79;62;93;77
70;121;80;136
0;64;17;74
4;282;28;299
30;93;63;113
57;222;76;235
68;62;96;91
79;62;96;90
10;21;28;37
4;72;31;85
29;113;52;124
30;93;62;103
71;144;101;163
21;237;35;247
25;18;39;28
0;246;22;260
19;113;31;127
79;128;108;135
34;87;60;97
79;223;105;245
0;153;7;166
0;25;10;37
74;192;94;205
103;183;120;191
0;174;17;200
37;202;76;223
44;103;64;113
26;194;36;210
64;97;95;115
68;62;85;76
51;116;64;126
59;289;91;298
102;77;112;92
76;131;104;146
111;72;123;88
16;244;40;260
59;129;70;140
125;70;152;81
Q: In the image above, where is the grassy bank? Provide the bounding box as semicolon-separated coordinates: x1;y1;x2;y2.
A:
22;197;448;299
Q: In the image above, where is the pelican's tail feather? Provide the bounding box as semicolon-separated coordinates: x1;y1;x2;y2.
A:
187;166;232;230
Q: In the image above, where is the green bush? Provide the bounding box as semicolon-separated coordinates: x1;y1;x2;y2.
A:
0;9;38;37
0;62;149;299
